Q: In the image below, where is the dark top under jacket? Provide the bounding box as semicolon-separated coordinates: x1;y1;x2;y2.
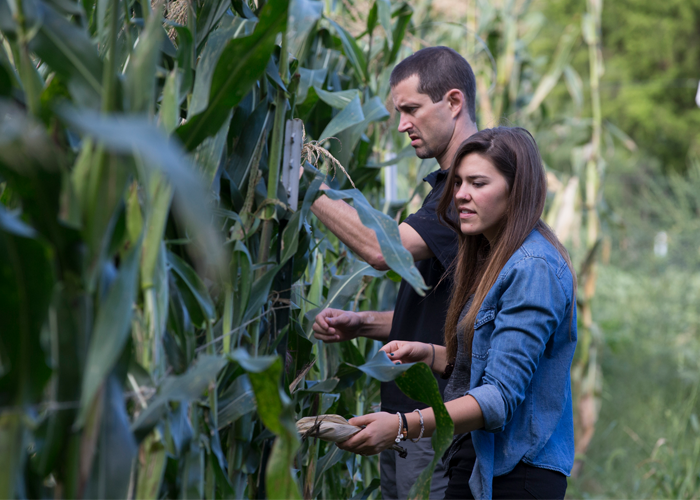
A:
381;168;459;413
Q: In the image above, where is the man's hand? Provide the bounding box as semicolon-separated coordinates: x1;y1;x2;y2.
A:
381;341;432;365
312;309;363;343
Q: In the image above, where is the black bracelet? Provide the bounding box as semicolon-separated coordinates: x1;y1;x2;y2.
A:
400;412;408;439
440;361;455;380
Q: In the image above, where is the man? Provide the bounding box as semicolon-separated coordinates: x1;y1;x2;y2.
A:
311;46;478;499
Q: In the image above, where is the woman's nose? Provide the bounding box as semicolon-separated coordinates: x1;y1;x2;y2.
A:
455;185;471;201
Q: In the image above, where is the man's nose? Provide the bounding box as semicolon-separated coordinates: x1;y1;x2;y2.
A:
397;114;411;133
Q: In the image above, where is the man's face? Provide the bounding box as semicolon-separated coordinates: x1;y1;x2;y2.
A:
391;75;455;160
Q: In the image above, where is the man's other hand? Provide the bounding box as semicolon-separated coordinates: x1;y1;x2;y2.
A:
313;309;362;343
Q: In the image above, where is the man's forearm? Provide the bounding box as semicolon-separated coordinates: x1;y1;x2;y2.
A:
356;311;394;341
311;194;385;269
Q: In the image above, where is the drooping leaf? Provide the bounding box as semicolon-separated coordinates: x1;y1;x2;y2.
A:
323;188;428;294
176;0;289;150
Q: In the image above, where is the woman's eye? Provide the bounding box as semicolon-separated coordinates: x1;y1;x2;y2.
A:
473;182;484;188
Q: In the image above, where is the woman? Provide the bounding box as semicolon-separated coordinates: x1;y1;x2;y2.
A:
337;127;577;500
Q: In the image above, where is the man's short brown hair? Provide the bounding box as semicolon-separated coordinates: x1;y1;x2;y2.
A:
390;46;477;123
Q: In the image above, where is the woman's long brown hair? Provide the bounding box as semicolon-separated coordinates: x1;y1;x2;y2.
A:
436;127;577;361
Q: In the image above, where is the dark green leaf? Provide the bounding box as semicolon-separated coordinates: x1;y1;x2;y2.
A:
385;3;413;66
0;205;54;405
176;0;289;150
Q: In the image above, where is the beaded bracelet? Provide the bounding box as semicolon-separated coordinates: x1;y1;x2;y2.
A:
410;409;425;443
395;412;403;443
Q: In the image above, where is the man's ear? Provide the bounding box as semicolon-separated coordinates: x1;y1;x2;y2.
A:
446;89;465;118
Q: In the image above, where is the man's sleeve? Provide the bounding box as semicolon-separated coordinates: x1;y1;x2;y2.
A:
401;190;459;270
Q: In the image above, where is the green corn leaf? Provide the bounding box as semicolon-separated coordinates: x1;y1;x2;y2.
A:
189;18;259;118
288;0;324;58
90;375;138;500
327;19;368;83
167;250;216;322
376;0;393;49
318;95;364;141
58;108;225;273
323;188;428;295
226;100;273;189
344;352;454;499
314;87;361;109
29;1;104;108
217;374;257;428
229;350;301;499
385;3;413;66
296;67;327;103
304;260;384;336
176;0;289;150
124;10;163;114
131;355;228;438
76;238;142;427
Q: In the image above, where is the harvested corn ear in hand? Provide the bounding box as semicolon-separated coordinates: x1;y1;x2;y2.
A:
296;414;408;458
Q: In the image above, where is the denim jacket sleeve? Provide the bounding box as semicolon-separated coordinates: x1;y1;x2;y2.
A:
467;256;570;433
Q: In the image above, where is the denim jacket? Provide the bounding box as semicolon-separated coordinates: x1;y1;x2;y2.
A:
465;229;577;500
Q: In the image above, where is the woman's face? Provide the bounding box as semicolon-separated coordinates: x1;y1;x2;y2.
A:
453;153;510;242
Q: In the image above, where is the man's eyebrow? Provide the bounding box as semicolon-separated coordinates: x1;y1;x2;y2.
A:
395;103;419;112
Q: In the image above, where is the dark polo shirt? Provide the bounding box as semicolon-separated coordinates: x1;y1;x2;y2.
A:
381;168;459;413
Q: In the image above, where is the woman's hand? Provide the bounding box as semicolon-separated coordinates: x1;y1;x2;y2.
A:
336;412;400;456
381;341;432;365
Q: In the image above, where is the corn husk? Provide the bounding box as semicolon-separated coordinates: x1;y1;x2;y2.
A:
296;415;361;443
297;414;409;458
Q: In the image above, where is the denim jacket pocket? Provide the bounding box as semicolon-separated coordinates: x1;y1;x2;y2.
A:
472;308;496;359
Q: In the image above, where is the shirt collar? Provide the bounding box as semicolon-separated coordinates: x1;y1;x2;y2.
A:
423;168;449;188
